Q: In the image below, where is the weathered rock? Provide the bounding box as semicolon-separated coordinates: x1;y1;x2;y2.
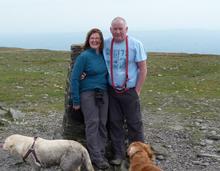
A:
152;143;169;158
205;139;214;145
197;153;220;159
0;109;7;116
9;108;25;120
0;106;8;116
156;155;166;160
192;160;210;166
0;106;13;126
206;134;220;141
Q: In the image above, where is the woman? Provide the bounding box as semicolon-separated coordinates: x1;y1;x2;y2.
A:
70;28;109;169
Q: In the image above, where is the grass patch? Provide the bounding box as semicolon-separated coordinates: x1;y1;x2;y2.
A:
0;48;220;121
141;53;220;120
0;48;70;113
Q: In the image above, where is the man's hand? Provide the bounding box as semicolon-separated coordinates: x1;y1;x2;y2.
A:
135;88;141;96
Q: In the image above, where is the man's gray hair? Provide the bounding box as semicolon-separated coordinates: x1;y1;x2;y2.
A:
111;17;127;27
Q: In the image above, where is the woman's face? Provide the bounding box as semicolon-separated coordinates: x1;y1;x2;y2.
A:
89;33;101;50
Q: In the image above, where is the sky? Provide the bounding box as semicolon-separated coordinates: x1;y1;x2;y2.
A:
1;0;220;33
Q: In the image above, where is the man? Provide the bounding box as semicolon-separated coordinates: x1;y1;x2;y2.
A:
103;17;147;165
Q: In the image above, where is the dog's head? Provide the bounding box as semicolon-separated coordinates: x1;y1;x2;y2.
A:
3;134;20;154
127;141;155;161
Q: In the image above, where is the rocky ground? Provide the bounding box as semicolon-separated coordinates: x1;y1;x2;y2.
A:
0;105;220;171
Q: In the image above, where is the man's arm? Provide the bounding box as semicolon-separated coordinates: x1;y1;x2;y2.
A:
135;60;147;96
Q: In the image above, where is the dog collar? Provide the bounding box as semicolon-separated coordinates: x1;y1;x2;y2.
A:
23;136;41;166
129;150;143;160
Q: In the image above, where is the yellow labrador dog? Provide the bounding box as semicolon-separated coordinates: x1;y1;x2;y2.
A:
3;134;94;171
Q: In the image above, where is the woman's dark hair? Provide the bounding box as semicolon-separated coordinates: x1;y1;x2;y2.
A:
84;28;104;52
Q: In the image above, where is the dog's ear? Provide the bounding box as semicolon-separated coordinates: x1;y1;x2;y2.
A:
141;143;155;161
3;137;15;153
127;144;134;157
127;142;140;157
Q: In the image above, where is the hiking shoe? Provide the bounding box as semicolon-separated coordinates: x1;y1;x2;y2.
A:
94;160;110;169
109;158;122;165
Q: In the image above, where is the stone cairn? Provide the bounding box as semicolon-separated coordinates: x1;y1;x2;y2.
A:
62;44;86;145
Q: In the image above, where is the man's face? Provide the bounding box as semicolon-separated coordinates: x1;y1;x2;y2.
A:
110;20;128;42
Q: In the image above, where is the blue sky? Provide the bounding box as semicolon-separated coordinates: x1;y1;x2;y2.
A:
0;0;220;33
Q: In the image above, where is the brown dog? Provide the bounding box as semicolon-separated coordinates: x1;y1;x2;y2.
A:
127;141;162;171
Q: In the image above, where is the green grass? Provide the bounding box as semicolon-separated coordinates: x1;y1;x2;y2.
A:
141;53;220;119
0;48;220;120
0;48;70;113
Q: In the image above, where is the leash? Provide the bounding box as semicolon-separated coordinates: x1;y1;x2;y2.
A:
23;136;41;166
110;36;129;94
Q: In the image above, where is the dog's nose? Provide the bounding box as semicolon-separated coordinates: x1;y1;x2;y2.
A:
0;143;3;148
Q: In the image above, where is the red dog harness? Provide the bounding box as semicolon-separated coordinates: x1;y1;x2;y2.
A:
23;136;41;166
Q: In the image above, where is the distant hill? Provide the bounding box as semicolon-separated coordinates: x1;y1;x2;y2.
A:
0;47;25;51
0;30;220;54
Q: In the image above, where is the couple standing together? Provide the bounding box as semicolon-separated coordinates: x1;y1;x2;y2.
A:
70;16;147;169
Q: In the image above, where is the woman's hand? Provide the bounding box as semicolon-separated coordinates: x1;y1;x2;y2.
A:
72;105;80;110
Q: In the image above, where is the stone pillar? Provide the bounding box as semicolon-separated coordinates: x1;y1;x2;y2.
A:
62;44;86;144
